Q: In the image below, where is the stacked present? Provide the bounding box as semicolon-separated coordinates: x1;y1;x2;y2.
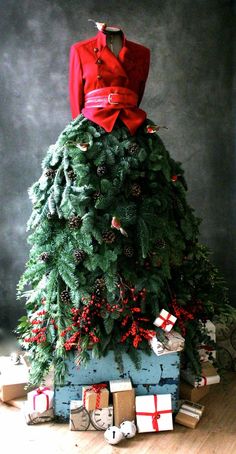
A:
180;319;219;404
69;377;174;444
70;383;112;431
175;400;204;429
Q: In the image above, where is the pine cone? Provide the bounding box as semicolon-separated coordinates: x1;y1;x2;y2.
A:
102;230;116;244
74;249;87;263
60;290;71;304
95;277;106;289
95;287;102;297
97;165;107;177
124;246;134;257
68;216;82;229
130;183;141;197
67;170;76;180
156;239;166;249
40;252;50;262
128;142;140;155
45;168;56;178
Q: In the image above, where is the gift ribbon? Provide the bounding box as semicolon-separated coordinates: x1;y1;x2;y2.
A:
83;383;107;409
136;395;172;431
159;313;175;330
33;387;50;411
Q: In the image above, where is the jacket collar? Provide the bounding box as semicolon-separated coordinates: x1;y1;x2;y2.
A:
96;28;126;53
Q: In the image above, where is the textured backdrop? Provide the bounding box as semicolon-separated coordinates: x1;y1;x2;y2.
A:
0;0;235;330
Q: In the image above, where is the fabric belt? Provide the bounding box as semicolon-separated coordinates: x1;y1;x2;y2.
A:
84;87;138;108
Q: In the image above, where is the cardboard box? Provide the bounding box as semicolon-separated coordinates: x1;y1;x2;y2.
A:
179;381;210;402
175;401;204;429
113;389;135;426
0;382;28;402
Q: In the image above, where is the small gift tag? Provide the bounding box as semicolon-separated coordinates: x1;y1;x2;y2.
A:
153;309;177;333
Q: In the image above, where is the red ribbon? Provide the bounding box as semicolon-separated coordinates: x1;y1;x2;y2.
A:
33;386;50;411
83;383;107;409
159;312;175;330
136;395;172;431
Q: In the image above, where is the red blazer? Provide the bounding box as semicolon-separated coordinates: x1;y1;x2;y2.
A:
69;29;150;135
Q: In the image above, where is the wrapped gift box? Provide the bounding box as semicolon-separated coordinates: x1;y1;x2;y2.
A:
69;400;113;431
27;387;54;414
113;389;135;426
153;309;177;333
7;397;27;409
181;362;220;388
23;402;54;425
82;384;109;411
0;356;29;402
179;381;210;402
109;378;132;393
136;394;173;433
175;400;204;429
150;331;185;356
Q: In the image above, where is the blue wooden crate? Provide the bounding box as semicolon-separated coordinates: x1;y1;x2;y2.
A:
54;351;180;420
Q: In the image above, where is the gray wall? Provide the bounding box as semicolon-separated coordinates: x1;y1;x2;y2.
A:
0;0;235;330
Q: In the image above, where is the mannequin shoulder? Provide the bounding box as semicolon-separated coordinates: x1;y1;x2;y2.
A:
126;40;150;58
70;35;98;51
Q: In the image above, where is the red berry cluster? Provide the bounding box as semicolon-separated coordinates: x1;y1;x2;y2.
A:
62;294;102;350
24;309;48;344
170;296;194;336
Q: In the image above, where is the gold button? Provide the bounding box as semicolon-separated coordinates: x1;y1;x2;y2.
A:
97;74;102;79
96;58;102;64
94;47;99;52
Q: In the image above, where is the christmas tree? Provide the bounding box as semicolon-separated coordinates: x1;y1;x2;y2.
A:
16;115;231;385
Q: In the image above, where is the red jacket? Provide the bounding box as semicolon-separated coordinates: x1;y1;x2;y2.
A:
69;29;150;135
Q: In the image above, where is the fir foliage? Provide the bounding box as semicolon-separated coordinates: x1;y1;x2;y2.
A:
16;114;234;385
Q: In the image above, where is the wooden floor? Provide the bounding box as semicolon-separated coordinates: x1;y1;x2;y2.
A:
1;373;236;454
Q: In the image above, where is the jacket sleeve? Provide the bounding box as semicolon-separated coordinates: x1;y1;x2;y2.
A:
69;45;84;118
137;48;150;107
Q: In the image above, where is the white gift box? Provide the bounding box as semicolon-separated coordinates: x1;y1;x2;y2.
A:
181;362;220;388
109;378;132;393
27;387;54;414
135;394;173;433
153;309;177;332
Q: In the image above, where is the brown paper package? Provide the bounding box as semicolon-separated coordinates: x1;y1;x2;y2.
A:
175;412;199;429
179;381;209;402
113;389;135;426
82;386;109;411
0;383;28;402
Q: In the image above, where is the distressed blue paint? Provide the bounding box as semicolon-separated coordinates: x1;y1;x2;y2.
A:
54;351;180;420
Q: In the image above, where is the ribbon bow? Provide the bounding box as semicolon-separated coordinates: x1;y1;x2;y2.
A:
136;395;172;431
159;313;175;330
83;383;107;409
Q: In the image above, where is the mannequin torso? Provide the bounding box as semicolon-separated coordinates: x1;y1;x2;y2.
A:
105;31;123;57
